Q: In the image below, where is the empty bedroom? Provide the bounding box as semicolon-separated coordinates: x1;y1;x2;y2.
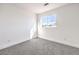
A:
0;3;79;55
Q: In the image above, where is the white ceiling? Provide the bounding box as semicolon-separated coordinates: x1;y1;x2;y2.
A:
16;3;68;14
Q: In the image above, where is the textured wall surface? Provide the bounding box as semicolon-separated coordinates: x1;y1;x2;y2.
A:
0;4;36;50
38;4;79;48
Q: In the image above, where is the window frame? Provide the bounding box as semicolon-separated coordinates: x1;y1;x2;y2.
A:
41;15;56;28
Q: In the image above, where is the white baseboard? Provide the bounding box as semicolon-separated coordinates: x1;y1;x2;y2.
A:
0;39;30;50
38;36;79;49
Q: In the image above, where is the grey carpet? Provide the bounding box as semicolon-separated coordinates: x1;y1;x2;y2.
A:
0;38;79;55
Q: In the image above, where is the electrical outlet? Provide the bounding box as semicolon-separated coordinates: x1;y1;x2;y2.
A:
7;40;10;42
64;38;67;40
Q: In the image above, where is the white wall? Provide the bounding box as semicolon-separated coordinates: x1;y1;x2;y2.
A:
0;4;36;50
38;4;79;48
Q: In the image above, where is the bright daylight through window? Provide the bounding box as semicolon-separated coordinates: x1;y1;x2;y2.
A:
41;15;56;27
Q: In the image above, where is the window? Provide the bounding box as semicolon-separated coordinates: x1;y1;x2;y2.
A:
41;15;56;27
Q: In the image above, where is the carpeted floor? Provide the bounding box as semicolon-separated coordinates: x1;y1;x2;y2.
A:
0;38;79;55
